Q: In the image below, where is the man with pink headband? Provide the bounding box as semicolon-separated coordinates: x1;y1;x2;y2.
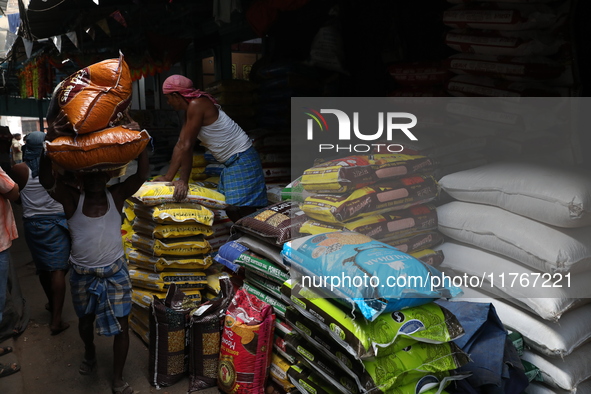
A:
155;75;267;222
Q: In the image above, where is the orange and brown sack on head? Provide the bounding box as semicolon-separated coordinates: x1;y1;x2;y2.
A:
46;52;133;139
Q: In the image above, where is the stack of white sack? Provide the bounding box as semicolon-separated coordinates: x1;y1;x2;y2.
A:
437;160;591;393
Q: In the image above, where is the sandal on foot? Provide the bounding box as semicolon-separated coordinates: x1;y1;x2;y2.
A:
112;382;134;394
0;362;20;378
0;347;12;357
78;358;96;375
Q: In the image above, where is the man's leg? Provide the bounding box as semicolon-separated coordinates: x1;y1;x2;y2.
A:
112;316;131;392
78;314;96;374
49;269;69;334
38;271;52;310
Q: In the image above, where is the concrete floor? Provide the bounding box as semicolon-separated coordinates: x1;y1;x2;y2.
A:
1;204;220;394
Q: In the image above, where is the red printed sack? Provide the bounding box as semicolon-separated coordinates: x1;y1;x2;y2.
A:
218;289;275;394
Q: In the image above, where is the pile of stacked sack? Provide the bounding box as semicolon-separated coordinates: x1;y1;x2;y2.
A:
213;199;469;393
442;0;578;97
45;53;150;175
163;151;233;253
208;156;474;392
291;154;446;268
123;181;227;343
436;160;591;392
215;200;300;392
277;229;468;394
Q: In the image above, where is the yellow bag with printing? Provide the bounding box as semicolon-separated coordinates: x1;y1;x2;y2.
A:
301;154;434;193
127;248;213;272
133;202;215;225
130;268;207;291
133;217;214;238
132;181;226;209
131;233;211;256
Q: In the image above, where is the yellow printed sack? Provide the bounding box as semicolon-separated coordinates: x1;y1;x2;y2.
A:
127;248;213;272
302;175;439;223
410;248;444;267
299;220;342;236
131;233;211;256
129;307;150;344
192;153;207;167
301;154;433;193
134;202;215;225
132;288;167;309
132;288;201;309
130;268;207;291
121;219;135;258
123;199;136;222
132;217;214;238
132;181;226;209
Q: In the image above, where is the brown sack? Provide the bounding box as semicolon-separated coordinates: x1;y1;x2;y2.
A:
47;53;132;137
45;126;150;171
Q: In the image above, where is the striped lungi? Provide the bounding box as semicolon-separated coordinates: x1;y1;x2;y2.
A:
219;146;268;207
70;256;132;336
23;214;70;273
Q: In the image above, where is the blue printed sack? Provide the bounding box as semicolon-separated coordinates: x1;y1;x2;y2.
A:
282;231;462;321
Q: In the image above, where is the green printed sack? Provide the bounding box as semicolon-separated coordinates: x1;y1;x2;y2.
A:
243;282;287;319
284;306;466;394
287;364;341;394
363;342;470;392
245;270;283;298
234;249;290;284
281;280;464;360
286;337;360;394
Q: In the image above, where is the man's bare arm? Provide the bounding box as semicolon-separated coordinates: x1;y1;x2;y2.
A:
2;183;19;202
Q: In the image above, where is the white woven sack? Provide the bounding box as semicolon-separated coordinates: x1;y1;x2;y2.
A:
521;343;591;392
439;161;591;228
500;301;591;358
437;241;591;321
437;201;591;273
452;284;591;357
525;380;591;394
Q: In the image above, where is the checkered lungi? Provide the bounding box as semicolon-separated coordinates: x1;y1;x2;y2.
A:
69;256;132;336
219;146;268;207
